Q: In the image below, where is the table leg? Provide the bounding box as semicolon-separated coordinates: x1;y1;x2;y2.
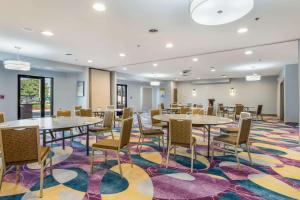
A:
86;125;90;156
207;125;211;158
43;130;46;146
166;122;169;150
62;131;65;150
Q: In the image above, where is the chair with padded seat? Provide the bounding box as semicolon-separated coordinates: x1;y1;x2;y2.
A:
90;118;133;177
80;108;93;117
0;113;4;123
57;110;71;117
75;106;82;116
166;119;196;172
180;107;190;114
136;113;164;154
192;108;204;115
220;112;251;135
89;111;115;141
150;109;168;129
0;126;52;198
114;107;131;127
250;105;263;121
233;104;244;121
212;117;252;169
207;106;214;116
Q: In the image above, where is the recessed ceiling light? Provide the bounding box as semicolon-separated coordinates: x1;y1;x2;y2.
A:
245;50;253;55
165;43;174;48
210;67;216;72
93;3;106;12
190;0;254;25
119;53;126;57
221;75;227;78
65;53;72;56
193;58;199;62
41;30;54;36
122;67;127;70
153;63;158;67
237;27;248;34
87;60;93;63
22;27;33;32
197;77;201;80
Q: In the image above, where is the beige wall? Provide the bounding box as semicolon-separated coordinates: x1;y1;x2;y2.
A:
89;69;111;110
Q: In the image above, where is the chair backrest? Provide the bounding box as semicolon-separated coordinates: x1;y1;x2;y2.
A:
119;118;133;148
57;110;71;117
0;126;41;168
257;105;263;115
235;105;244;115
122;108;131;119
80;109;92;117
107;105;115;110
75;106;82;110
0;112;5;123
192;108;204;115
150;109;161;125
240;112;251;119
136;113;143;134
218;104;224;112
103;111;114;129
207;106;214;116
169;119;192;146
180;107;190;114
237;118;252;144
171;103;177;108
160;103;165;109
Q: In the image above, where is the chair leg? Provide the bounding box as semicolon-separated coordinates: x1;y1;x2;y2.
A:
16;165;20;183
116;152;123;177
0;167;4;190
191;145;194;173
235;146;240;169
174;145;176;157
111;131;115;141
162;135;165;153
104;150;107;163
246;143;252;165
90;149;95;174
158;136;161;148
139;136;145;154
211;140;215;161
127;147;133;168
50;156;53;175
136;135;141;150
166;145;171;168
39;163;45;198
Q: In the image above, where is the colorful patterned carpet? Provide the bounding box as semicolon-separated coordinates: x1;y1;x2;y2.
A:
1;114;300;200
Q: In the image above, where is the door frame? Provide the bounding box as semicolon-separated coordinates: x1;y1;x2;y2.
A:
116;84;128;109
18;74;54;119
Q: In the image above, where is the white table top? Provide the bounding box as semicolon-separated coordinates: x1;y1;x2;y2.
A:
153;114;233;125
0;117;101;130
93;108;123;113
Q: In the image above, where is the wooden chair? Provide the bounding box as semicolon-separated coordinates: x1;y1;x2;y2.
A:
80;108;93;117
212;118;252;169
220;112;251;134
90;118;133;177
0;126;52;197
207;106;214;116
136;113;164;154
192;108;204;115
150;109;168;129
166;119;196;172
114;107;131;127
180;107;190;114
75;106;82;116
90;111;115;141
57;110;71;117
233;105;244;121
0;112;4;123
250;105;263;121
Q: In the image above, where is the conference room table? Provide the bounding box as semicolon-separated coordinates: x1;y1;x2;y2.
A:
0;116;101;156
153;114;233;157
224;106;256;112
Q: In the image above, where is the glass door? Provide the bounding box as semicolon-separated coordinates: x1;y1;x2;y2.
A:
18;75;53;119
117;84;127;109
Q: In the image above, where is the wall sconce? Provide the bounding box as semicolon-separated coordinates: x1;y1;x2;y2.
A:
229;88;236;96
192;89;197;96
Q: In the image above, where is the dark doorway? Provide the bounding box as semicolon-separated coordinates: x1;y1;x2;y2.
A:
116;84;127;109
18;75;54;119
280;81;284;121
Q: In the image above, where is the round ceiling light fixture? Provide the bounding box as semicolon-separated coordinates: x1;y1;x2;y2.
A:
190;0;254;25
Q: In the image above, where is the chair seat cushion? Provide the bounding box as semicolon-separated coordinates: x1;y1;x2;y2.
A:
153;122;168;128
92;139;119;150
142;129;164;136
214;135;237;145
220;127;238;133
41;146;50;160
90;127;111;132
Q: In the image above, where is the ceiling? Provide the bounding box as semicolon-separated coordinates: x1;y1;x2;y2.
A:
0;0;299;80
